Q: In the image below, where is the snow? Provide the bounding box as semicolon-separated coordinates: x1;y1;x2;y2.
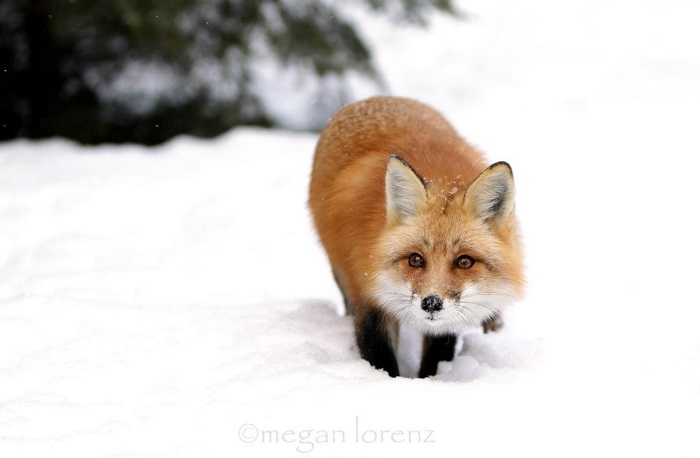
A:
2;0;700;456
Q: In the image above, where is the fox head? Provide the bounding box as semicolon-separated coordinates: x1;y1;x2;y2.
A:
371;155;524;335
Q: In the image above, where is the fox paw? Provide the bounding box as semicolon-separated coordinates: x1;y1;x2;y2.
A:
482;315;504;333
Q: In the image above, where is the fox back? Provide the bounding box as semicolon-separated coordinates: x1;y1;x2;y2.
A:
309;97;524;377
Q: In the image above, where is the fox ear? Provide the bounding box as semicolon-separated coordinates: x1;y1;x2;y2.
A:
464;162;515;227
386;155;428;225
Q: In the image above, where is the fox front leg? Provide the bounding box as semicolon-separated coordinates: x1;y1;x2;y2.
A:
354;308;400;377
482;315;504;333
418;334;457;378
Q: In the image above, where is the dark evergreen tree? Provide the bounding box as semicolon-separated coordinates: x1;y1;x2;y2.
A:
0;0;456;145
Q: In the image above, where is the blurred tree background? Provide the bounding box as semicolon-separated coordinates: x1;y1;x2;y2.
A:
0;0;456;145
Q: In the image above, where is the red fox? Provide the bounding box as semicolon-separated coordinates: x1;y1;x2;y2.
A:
309;97;524;377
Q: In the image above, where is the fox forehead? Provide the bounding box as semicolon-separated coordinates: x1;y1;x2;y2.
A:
385;213;497;258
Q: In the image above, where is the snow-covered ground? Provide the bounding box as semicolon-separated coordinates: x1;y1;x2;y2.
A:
2;0;700;456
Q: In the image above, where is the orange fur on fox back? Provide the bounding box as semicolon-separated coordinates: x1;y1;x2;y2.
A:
309;97;505;308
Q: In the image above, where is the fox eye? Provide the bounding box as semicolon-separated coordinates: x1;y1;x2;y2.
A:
455;255;475;269
408;253;425;268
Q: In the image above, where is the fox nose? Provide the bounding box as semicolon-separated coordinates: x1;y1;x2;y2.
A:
421;295;443;312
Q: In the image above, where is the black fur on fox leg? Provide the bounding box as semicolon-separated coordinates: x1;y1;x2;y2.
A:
418;333;457;378
355;308;399;377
